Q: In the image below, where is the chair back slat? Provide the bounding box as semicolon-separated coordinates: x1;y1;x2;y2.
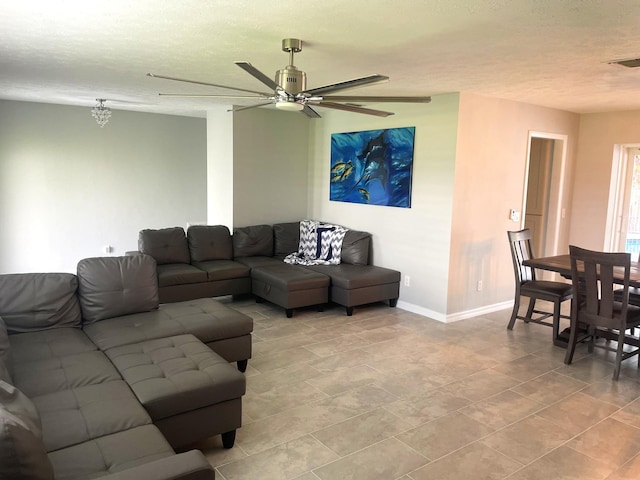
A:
569;245;631;329
599;264;616;315
508;229;536;286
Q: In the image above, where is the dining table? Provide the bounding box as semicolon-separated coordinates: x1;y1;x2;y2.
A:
523;254;640;347
524;254;640;287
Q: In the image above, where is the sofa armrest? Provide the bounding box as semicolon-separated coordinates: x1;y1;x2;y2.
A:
98;450;214;480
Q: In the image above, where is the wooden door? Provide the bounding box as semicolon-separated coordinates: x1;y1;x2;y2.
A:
524;138;553;257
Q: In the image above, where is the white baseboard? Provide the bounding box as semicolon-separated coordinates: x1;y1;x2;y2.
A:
397;300;513;323
396;301;447;322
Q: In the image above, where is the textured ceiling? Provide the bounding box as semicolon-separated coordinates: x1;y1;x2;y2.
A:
2;0;640;118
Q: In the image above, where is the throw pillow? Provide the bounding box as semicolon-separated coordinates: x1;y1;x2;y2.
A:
284;220;347;266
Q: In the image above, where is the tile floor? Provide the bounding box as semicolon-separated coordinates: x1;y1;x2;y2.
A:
191;298;640;479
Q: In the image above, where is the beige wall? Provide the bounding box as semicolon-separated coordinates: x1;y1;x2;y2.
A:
0;100;207;274
308;95;460;319
570;110;640;250
448;93;580;316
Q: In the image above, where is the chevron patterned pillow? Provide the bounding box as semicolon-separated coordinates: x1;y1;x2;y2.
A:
284;220;348;266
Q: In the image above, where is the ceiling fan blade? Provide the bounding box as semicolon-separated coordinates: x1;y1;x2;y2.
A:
235;62;282;92
302;105;321;118
320;95;431;103
227;102;274;113
147;73;270;96
158;93;271;99
313;101;393;117
302;74;389;96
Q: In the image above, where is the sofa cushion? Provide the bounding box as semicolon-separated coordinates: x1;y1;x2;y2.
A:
156;264;208;287
138;227;191;265
233;224;274;257
8;328;97;365
252;264;330;292
273;222;300;257
83;298;254;351
48;424;174;480
77;255;159;324
0;273;82;333
105;335;246;421
33;381;151;452
11;351;121;398
0;381;54;480
341;230;372;265
307;263;401;289
191;260;251;281
234;256;283;269
188;225;233;261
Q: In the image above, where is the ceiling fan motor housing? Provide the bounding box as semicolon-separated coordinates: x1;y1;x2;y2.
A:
276;66;306;95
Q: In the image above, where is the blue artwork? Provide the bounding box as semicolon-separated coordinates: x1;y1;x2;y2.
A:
330;127;415;208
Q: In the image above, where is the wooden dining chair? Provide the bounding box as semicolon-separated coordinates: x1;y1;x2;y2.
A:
507;229;572;345
565;245;640;380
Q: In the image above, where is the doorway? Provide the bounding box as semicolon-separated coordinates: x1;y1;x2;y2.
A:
522;131;569;263
524;138;554;257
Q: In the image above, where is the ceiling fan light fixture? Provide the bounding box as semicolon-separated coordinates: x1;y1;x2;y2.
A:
275;100;304;112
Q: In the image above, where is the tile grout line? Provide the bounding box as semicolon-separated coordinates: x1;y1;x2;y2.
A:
205;302;640;478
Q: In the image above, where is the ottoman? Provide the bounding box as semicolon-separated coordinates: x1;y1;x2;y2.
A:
251;264;330;318
307;263;401;316
105;334;246;449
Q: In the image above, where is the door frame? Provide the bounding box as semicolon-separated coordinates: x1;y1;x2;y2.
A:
604;143;640;251
521;131;569;257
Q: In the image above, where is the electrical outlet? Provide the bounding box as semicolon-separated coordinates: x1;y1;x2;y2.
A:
477;280;483;291
404;275;411;287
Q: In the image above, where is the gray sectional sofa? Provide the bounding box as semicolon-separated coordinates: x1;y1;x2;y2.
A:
0;255;254;480
138;225;251;304
138;221;401;317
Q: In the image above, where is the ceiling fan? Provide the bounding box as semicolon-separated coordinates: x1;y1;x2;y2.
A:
147;38;431;118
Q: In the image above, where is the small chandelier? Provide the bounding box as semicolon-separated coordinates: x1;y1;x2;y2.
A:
91;99;112;127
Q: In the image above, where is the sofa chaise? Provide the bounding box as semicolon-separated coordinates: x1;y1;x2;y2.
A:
0;254;254;480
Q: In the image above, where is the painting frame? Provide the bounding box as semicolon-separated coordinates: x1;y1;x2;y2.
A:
329;126;415;208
